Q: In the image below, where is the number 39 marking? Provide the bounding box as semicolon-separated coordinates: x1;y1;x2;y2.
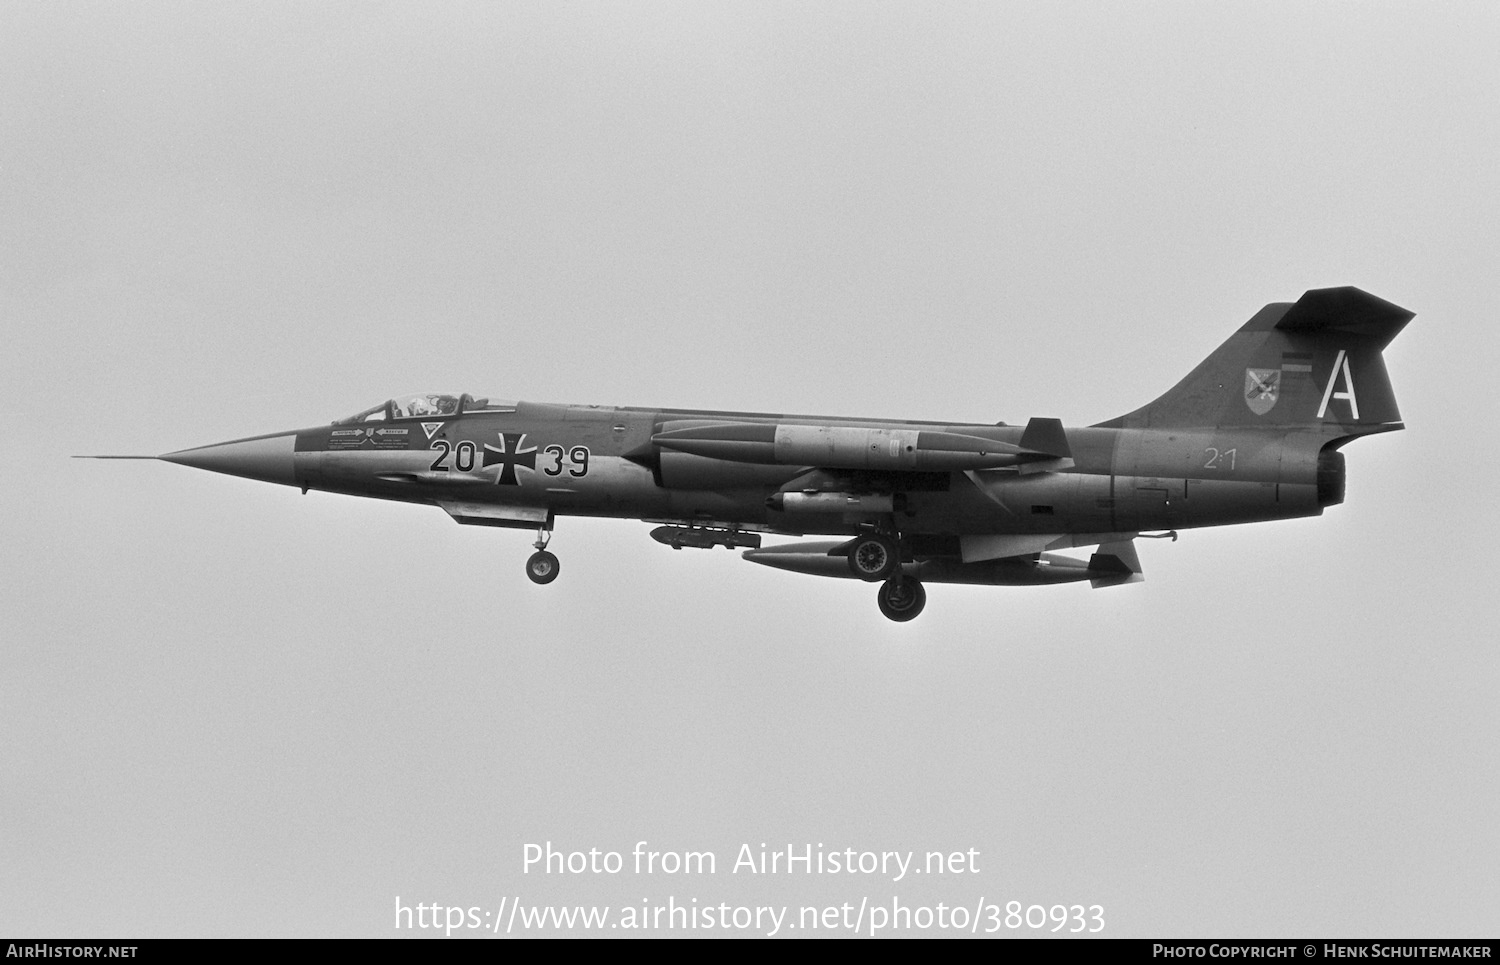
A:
542;445;590;477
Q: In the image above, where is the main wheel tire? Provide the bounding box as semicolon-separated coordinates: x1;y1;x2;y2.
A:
877;577;926;622
526;550;560;585
847;534;899;581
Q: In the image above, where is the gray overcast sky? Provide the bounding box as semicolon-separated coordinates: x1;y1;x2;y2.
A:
3;1;1497;938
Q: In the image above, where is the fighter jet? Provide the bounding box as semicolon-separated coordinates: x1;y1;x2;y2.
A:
86;287;1412;621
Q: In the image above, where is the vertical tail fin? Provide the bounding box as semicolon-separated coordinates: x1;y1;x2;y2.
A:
1096;287;1414;435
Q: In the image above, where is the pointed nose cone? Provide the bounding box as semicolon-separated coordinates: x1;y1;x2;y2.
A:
160;432;298;486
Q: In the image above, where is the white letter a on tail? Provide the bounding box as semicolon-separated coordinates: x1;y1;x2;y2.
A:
1317;349;1359;420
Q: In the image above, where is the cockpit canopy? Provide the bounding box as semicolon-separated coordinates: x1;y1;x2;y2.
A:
335;394;516;424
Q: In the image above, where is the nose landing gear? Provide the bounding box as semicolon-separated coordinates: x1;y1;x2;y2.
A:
526;551;559;584
526;525;559;585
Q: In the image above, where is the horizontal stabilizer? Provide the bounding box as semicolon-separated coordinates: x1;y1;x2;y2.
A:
1275;287;1415;349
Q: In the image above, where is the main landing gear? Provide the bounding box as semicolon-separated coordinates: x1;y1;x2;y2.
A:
526;525;559;585
846;527;926;622
846;532;900;581
877;575;926;622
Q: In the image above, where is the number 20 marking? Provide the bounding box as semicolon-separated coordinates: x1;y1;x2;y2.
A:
428;439;476;472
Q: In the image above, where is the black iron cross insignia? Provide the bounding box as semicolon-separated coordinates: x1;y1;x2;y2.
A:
483;432;538;485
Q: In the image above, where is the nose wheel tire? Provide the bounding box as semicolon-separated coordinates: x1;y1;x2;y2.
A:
847;533;900;581
526;550;560;584
877;577;926;622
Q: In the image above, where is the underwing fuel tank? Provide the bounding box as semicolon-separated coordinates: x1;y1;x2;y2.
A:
742;540;1143;588
653;422;1060;471
765;492;900;513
